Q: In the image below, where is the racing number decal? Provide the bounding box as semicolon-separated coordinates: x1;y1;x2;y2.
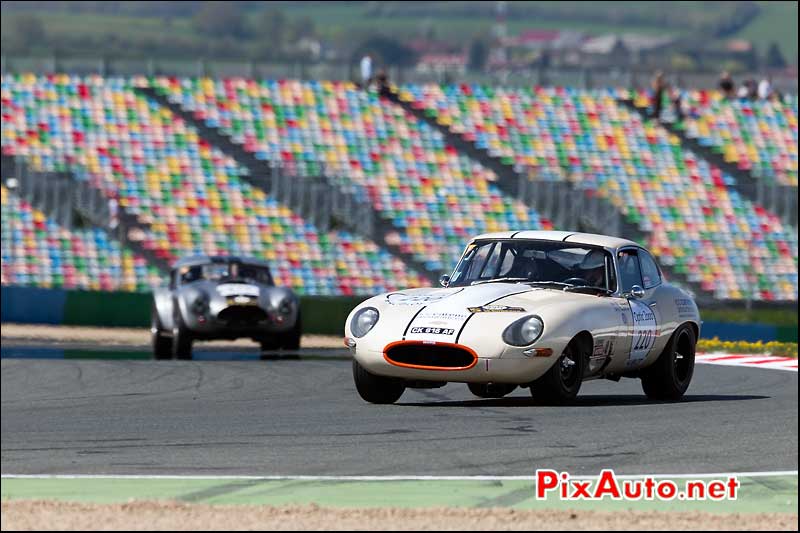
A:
628;299;657;366
633;329;655;350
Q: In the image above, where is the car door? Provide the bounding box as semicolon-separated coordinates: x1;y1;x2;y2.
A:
617;247;663;370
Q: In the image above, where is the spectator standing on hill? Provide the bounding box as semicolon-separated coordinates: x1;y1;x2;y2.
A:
360;54;373;89
108;195;119;230
739;78;757;100
376;70;391;98
758;76;772;100
671;85;685;122
718;71;735;99
651;71;667;121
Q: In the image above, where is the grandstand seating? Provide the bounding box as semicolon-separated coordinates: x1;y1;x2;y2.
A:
2;73;797;301
1;185;160;291
1;73;427;295
682;93;797;187
401;84;798;301
150;77;552;272
631;89;798;186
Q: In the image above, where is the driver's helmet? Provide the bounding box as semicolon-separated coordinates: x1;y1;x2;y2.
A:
180;265;201;283
508;252;538;280
580;249;606;287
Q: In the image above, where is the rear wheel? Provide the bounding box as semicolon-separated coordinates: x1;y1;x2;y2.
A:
468;383;517;398
641;323;696;401
530;339;584;404
151;308;172;360
172;309;193;360
352;359;405;404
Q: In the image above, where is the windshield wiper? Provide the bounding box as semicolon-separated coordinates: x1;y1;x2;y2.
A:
471;277;531;285
563;285;613;295
526;281;571;289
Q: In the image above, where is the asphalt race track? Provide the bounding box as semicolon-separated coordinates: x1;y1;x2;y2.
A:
1;354;797;476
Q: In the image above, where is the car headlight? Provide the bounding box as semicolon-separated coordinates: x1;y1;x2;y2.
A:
502;315;544;346
351;307;379;338
191;293;209;314
278;297;293;315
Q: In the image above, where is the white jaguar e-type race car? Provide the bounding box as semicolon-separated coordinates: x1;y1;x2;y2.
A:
345;231;700;404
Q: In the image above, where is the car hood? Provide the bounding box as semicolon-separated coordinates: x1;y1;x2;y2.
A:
381;283;595;343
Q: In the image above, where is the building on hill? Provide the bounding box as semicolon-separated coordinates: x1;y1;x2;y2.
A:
579;34;676;68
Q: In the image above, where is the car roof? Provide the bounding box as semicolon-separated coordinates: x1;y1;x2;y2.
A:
172;255;272;270
469;231;639;250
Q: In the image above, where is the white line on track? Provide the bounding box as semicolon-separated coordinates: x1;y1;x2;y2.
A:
2;471;797;481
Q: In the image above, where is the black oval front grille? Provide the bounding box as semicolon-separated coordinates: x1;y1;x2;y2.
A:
385;343;476;369
218;306;267;325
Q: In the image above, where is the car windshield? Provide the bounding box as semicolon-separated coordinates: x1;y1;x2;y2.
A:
178;262;273;285
448;240;615;291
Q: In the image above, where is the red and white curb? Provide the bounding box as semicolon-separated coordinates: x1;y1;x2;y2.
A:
696;353;797;372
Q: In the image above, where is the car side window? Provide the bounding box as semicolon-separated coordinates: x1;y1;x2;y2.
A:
618;249;643;293
639;251;662;289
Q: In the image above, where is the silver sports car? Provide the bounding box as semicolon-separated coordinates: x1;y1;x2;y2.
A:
151;256;301;359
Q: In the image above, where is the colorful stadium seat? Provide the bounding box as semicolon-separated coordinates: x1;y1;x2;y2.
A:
401;84;798;301
1;185;161;292
1;73;427;295
2;74;797;301
151;77;552;272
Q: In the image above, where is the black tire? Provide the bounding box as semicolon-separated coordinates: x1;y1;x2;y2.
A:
260;338;280;352
172;308;193;360
468;383;517;398
641;323;696;401
280;311;302;350
151;308;172;360
352;359;405;404
530;339;584;404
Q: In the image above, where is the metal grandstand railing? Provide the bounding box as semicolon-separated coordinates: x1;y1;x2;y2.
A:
135;85;438;282
618;97;798;228
516;174;622;237
267;162;375;237
2;155;171;272
6;160;77;229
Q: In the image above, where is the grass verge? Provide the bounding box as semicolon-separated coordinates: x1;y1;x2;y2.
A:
697;338;798;358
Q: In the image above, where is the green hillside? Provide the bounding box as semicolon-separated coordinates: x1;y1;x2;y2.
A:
0;1;796;67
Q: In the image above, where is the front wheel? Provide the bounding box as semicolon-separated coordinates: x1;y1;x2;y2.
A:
151;309;172;360
530;339;584;404
641;323;696;401
352;359;405;404
280;311;302;350
468;383;517;398
172;310;193;360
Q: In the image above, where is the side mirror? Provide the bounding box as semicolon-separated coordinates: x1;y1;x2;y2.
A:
439;275;450;287
625;285;645;299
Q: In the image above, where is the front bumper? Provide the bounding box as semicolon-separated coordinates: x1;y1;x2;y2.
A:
185;306;296;337
352;343;556;384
